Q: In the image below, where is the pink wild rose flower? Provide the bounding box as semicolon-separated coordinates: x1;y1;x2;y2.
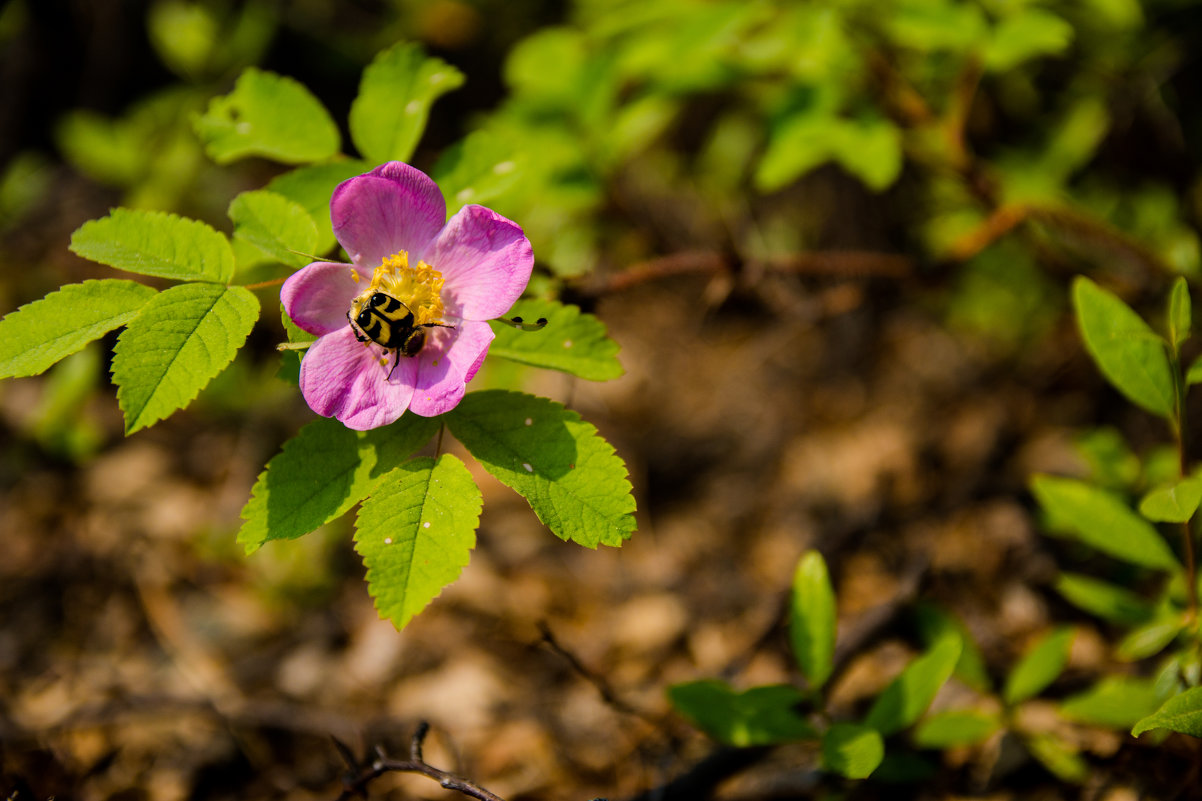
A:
281;162;534;430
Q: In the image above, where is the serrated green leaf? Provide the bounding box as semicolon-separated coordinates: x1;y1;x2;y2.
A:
194;67;340;164
1031;475;1180;570
228;190;318;269
1060;676;1161;729
1072;276;1175;419
1003;627;1075;705
789;550;836;690
348;42;464;164
1117;615;1185;661
70;208;234;282
667;680;817;746
822;723;883;779
1025;733;1088;783
487;300;623;381
912;709;1002;748
354;454;481;630
0;280;156;378
1169;277;1191;348
433;131;524;215
866;634;962;736
1140;477;1202;523
112;284;258;433
238;414;439;553
1133;686;1202;737
266;160;370;254
1054;572;1155;625
447;390;636;547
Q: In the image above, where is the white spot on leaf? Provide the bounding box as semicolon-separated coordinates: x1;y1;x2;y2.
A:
524;418;532;426
522;463;533;472
493;160;515;175
562;340;573;348
384;537;392;544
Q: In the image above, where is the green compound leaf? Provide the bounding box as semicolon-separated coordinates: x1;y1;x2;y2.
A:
1169;276;1191;349
238;414;440;553
912;709;1003;748
1133;686;1202;737
1054;572;1155;625
488;299;623;381
70;208;234;283
1031;475;1180;570
1003;627;1075;705
228;190;318;269
865;634;962;736
1072;276;1175;419
194;67;340;164
1140;477;1202;523
354;454;482;630
789;550;836;691
112;284;258;433
0;280;156;378
1060;676;1162;729
822;723;884;779
266;160;371;254
433;131;524;215
349;42;465;165
447;390;636;548
667;680;817;747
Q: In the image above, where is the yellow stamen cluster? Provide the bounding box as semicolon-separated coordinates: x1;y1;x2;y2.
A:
367;251;447;327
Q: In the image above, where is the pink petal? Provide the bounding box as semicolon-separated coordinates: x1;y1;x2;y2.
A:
282;262;372;335
299;327;418;430
331;162;447;269
425;205;534;321
407;320;495;417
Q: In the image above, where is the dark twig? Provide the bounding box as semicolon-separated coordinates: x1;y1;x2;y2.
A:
537;622;660;725
335;722;506;801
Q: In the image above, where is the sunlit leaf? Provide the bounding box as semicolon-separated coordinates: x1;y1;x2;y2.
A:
1061;676;1161;729
1030;475;1180;570
448;391;636;547
1054;572;1155;625
984;9;1074;72
1072;276;1175;419
1003;627;1074;705
266;160;371;254
1140;477;1202;523
194;67;340;164
0;280;156;378
1116;615;1185;661
1169;276;1191;348
1025;733;1088;783
487;300;623;381
355;454;481;630
228;190;318;269
913;709;1002;748
71;208;234;283
112;283;258;433
789;550;836;690
1133;686;1202;737
866;634;962;735
433;131;524;216
822;723;883;779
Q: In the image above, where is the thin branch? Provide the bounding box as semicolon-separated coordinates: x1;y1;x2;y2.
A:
336;723;507;801
537;622;660;726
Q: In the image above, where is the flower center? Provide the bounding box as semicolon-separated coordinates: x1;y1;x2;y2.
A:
361;251;447;326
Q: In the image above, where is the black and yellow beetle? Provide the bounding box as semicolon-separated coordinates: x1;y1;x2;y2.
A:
347;290;454;379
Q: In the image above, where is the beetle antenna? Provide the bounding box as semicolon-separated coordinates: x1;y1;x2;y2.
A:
496;315;548;331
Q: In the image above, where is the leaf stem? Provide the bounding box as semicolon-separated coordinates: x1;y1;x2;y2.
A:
1174;352;1199;626
242;277;288;291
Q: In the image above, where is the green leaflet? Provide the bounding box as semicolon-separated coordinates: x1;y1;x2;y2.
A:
667;680;817;747
1117;615;1186;661
789;550;836;691
865;634;962;736
487;299;624;381
1168;276;1191;349
70;208;235;283
1060;676;1162;729
194;67;340;164
1139;477;1202;523
1054;572;1155;625
447;390;636;548
1024;733;1089;783
267;160;370;254
821;723;884;779
756;110;902;193
228;190;318;269
1031;474;1180;570
354;454;482;630
112;283;258;433
433;131;524;215
1003;627;1075;705
1133;686;1202;737
983;9;1074;72
1072;276;1176;419
238;414;440;553
912;709;1002;748
348;42;465;164
0;280;156;378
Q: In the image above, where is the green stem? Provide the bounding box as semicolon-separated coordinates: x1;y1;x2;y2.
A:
1174;353;1199;627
